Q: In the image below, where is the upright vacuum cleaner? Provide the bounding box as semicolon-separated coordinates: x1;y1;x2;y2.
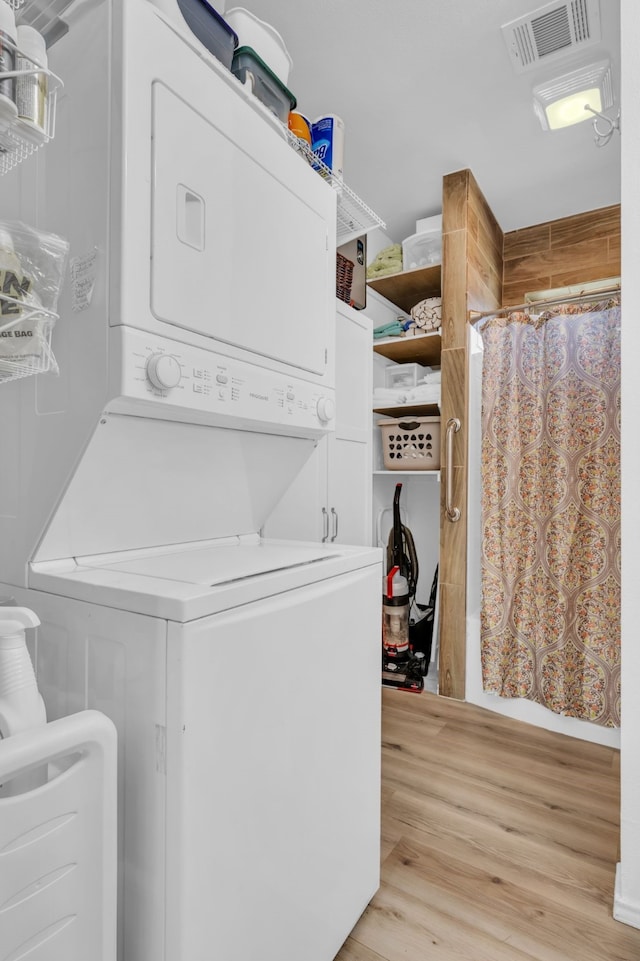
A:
381;483;438;691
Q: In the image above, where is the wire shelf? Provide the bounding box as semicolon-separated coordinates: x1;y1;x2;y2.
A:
285;129;385;245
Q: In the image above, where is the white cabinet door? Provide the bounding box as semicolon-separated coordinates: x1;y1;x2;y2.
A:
327;435;371;545
262;301;372;545
334;302;373;447
261;438;328;542
326;302;372;545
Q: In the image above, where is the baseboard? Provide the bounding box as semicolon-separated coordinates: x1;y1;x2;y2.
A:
614;863;640;929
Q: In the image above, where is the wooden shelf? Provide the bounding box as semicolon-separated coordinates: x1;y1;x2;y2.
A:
373;331;441;366
373;403;440;419
367;265;441;314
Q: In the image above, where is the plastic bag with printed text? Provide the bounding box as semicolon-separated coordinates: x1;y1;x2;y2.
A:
0;219;69;381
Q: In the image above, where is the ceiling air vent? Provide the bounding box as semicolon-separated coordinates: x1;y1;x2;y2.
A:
501;0;601;74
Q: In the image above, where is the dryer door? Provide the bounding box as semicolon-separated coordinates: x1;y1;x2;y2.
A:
150;79;333;376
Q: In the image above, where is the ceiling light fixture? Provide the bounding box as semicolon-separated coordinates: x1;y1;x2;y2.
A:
532;58;618;142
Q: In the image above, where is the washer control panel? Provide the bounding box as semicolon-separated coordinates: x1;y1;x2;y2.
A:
115;329;335;432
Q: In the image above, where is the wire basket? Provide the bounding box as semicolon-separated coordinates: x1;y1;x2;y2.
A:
0;285;60;384
336;252;354;304
0;320;58;384
0;317;56;382
0;28;63;175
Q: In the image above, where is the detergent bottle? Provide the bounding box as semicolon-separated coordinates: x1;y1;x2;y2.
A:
382;566;409;661
0;607;47;795
0;607;45;737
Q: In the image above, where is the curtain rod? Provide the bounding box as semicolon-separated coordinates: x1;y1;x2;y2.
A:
468;282;621;322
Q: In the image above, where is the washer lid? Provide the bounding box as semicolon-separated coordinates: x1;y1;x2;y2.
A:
33;414;317;566
29;538;382;622
85;538;336;585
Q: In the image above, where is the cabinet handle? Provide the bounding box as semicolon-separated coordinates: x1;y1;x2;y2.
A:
445;417;461;523
322;507;329;542
330;507;338;542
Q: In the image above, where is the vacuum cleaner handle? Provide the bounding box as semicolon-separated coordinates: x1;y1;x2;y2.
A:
392;483;403;572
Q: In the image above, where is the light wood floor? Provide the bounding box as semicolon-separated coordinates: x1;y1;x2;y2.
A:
336;689;640;961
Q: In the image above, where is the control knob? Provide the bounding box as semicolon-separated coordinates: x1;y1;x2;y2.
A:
146;353;182;391
316;396;335;424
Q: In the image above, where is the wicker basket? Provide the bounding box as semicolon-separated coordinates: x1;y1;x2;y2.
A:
336;252;354;303
378;416;441;470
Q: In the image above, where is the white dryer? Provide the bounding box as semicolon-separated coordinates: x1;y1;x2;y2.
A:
0;2;382;959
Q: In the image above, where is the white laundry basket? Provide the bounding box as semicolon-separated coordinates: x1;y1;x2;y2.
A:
0;710;118;961
378;416;441;470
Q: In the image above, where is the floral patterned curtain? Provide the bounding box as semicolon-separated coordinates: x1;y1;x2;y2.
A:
479;299;621;727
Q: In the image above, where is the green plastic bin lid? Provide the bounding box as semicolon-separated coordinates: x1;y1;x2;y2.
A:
233;45;296;109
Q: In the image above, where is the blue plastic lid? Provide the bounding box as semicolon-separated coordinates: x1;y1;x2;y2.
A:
178;0;239;48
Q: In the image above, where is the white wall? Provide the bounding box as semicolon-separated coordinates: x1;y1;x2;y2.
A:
615;0;640;929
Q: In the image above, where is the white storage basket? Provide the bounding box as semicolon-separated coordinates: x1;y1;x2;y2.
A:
402;229;442;271
379;416;441;470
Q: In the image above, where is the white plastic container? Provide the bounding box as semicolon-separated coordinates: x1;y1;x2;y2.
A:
385;362;430;390
0;2;18;127
0;710;118;959
0;607;47;796
0;607;46;738
402;228;442;271
16;25;48;134
224;7;292;85
416;213;442;235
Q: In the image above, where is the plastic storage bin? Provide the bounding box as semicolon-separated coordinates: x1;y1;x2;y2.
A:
415;213;442;235
0;710;117;961
384;363;429;390
231;46;296;122
174;0;238;68
379;416;441;471
224;7;292;85
402;229;442;271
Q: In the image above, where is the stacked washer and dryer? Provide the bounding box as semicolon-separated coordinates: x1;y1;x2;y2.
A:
0;2;382;959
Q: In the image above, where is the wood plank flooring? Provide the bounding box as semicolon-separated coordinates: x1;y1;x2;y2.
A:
336;690;639;961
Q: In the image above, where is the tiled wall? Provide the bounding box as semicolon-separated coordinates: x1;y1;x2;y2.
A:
502;205;621;304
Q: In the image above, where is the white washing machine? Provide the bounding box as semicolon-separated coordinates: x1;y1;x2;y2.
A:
8;535;381;961
2;332;383;960
0;2;382;958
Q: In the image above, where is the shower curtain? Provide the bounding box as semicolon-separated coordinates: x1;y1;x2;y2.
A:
479;299;621;727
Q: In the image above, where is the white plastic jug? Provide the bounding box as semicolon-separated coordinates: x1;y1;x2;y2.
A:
0;606;46;738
